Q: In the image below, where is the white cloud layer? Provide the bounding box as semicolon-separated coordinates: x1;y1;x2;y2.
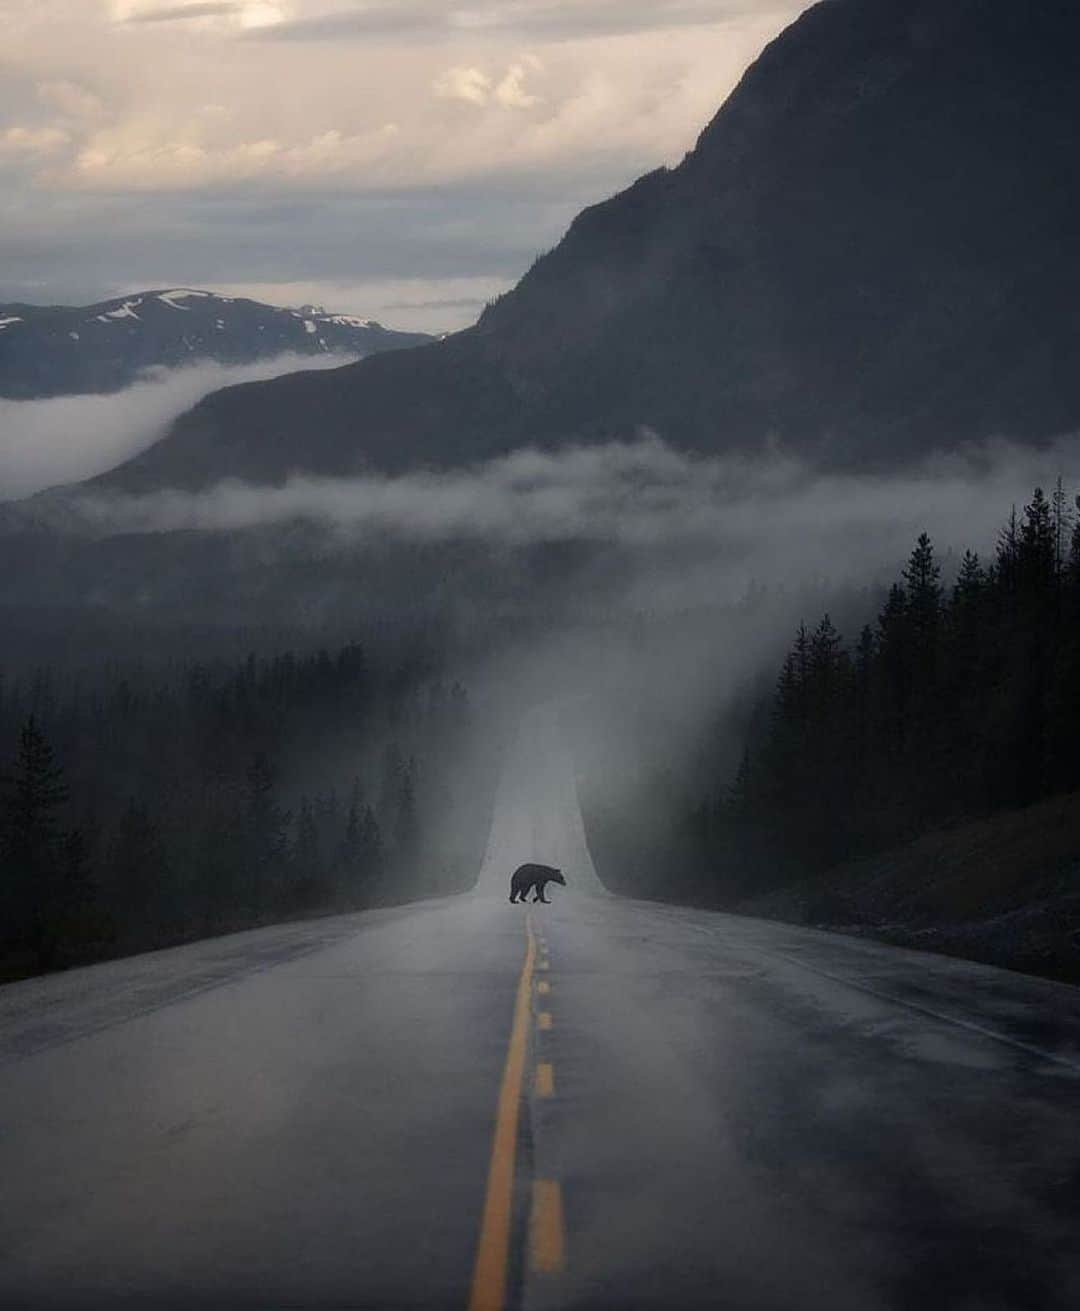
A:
0;353;356;499
66;434;1080;606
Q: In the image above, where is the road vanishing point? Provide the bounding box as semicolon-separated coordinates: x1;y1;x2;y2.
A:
1;709;1078;1310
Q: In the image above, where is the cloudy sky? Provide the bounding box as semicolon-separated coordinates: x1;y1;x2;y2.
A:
1;0;807;330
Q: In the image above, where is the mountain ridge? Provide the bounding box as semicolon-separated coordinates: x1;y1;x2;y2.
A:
59;0;1080;491
0;289;432;400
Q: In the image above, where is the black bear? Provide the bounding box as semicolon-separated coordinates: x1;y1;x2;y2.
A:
509;863;566;904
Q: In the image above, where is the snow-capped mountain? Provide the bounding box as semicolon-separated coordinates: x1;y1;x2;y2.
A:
0;289;432;398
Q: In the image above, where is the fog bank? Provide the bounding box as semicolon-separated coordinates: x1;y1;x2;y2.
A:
0;353;358;500
70;433;1080;604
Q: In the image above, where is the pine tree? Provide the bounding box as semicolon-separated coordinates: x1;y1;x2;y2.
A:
727;746;753;813
379;742;404;827
809;614;843;685
953;549;986;606
903;532;943;641
1019;486;1056;596
342;777;363;868
775;651;801;726
997;506;1021;598
3;716;67;860
110;799;167;944
241;753;289;908
1068;495;1080;588
360;805;383;879
851;623;877;782
1052;477;1071;577
877;580;909;683
395;757;418;858
337;782;384;905
296;798;320;871
56;828;97;955
1;717;68;966
775;623;811;728
793;622;811;688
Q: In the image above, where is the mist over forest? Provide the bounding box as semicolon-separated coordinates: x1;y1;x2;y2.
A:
3;0;1080;989
6;419;1080;981
0;352;360;498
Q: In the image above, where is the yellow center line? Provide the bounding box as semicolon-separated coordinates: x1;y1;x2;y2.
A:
537;1011;552;1030
467;913;537;1311
536;979;550;995
535;1062;555;1097
530;1180;566;1273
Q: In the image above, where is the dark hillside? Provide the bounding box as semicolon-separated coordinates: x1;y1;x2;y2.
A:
741;792;1080;984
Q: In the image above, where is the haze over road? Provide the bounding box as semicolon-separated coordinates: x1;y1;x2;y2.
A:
1;712;1078;1309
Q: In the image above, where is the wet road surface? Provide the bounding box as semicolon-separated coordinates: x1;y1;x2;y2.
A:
1;891;1077;1310
2;708;1078;1309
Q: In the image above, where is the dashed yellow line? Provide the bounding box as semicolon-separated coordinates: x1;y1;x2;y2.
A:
535;1062;555;1097
536;979;550;995
530;1180;566;1273
537;1011;552;1031
467;915;537;1311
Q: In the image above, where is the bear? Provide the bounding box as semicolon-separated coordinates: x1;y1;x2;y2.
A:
509;863;566;904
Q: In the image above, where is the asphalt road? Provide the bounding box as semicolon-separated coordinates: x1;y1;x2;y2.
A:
1;713;1078;1310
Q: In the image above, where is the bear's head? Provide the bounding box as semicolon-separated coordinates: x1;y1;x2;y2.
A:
552;869;566;885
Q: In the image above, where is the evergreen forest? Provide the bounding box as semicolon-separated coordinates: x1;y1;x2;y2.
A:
0;641;490;980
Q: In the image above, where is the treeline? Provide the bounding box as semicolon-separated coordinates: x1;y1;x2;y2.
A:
0;643;489;979
691;481;1080;897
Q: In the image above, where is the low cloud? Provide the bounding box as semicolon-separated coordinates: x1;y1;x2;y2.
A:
122;2;240;23
257;2;778;46
0;126;71;155
0;353;357;500
434;59;543;109
23;429;1080;809
434;67;496;107
67;429;1076;799
36;80;106;121
67;434;1080;602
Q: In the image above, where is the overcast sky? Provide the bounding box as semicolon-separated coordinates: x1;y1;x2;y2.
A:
1;1;808;331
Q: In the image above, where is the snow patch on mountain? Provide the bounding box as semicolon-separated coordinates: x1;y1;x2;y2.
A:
323;314;379;329
158;290;211;311
103;300;143;322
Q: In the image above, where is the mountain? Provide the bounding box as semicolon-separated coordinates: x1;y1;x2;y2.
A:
60;1;1080;490
0;290;432;399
